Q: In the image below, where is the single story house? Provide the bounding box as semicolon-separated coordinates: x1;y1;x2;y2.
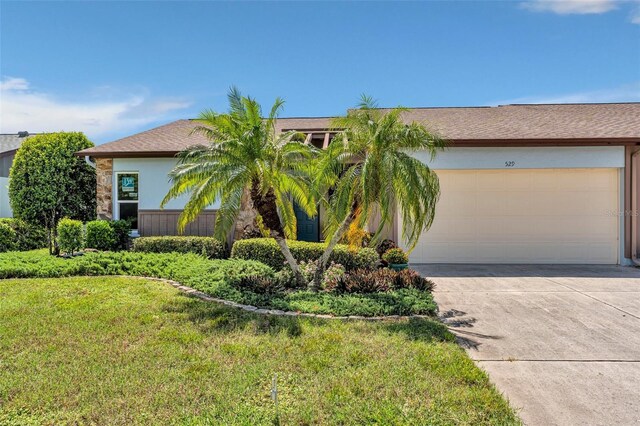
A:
77;103;640;265
0;131;33;218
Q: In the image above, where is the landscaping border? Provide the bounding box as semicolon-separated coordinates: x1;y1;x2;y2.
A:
124;276;436;321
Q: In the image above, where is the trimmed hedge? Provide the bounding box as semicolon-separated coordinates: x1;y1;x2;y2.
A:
132;236;227;259
85;220;116;251
86;220;131;251
231;238;379;271
110;220;131;250
0;219;48;251
57;218;83;255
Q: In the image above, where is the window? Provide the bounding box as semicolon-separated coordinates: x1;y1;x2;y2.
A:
115;172;139;230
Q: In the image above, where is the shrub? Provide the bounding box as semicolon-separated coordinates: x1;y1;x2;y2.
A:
57;218;84;255
110;220;131;250
9;132;96;254
0;223;17;252
132;236;227;259
236;275;283;295
329;268;434;294
343;232;397;262
231;238;374;271
391;269;435;292
353;248;380;270
375;239;398;257
340;268;393;293
0;249;269;287
273;268;296;289
382;248;408;264
321;262;346;291
0;219;48;251
85;221;116;251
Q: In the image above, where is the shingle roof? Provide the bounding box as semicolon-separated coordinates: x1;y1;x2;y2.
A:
78;103;640;157
391;103;640;141
77;120;210;157
0;133;32;154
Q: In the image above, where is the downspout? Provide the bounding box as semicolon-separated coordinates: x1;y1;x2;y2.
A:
84;155;96;168
631;149;640;266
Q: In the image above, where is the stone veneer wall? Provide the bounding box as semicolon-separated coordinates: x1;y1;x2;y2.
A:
96;158;113;219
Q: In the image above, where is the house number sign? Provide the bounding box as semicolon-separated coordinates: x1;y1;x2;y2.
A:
505;161;516;167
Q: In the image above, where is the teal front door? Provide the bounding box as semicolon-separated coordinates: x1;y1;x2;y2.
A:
294;203;319;242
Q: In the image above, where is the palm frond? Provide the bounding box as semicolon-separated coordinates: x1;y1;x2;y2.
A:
321;99;446;252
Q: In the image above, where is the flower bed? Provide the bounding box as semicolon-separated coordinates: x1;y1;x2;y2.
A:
0;250;437;317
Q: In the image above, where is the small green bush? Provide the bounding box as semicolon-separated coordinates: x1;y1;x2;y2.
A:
231;238;377;271
132;236;227;259
85;221;116;251
353;248;380;270
0;223;17;252
0;218;48;251
110;220;131;250
382;248;408;264
57;218;83;255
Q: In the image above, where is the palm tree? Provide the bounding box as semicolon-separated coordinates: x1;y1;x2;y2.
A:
161;87;317;280
311;95;446;288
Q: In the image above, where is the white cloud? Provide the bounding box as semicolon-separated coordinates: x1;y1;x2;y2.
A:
521;0;618;14
492;82;640;105
631;3;640;21
0;76;192;141
0;77;29;91
521;0;640;23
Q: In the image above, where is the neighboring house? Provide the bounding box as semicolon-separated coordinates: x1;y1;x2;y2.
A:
77;103;640;265
0;131;33;218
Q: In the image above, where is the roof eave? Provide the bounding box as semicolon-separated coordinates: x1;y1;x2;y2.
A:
75;137;640;159
450;137;640;146
75;150;179;158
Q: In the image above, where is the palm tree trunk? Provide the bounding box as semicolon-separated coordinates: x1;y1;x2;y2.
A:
249;180;305;286
310;208;356;291
273;234;301;272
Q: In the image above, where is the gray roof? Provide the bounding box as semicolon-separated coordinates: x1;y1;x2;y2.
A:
0;132;32;155
78;103;640;158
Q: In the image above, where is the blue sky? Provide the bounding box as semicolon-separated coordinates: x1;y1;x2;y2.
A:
1;0;639;144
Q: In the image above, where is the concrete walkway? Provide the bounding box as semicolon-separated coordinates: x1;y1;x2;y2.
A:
413;264;640;426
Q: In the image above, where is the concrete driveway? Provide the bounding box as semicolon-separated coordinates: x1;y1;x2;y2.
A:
413;264;640;426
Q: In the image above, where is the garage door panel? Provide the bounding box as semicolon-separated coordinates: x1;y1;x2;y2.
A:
475;171;509;188
503;193;535;216
475;196;507;216
419;243;478;263
404;169;619;264
436;192;477;214
426;219;478;242
474;218;532;242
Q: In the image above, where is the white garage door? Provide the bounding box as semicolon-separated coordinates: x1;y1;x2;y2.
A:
405;169;619;264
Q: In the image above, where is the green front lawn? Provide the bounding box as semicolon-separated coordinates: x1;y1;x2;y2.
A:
0;276;520;425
